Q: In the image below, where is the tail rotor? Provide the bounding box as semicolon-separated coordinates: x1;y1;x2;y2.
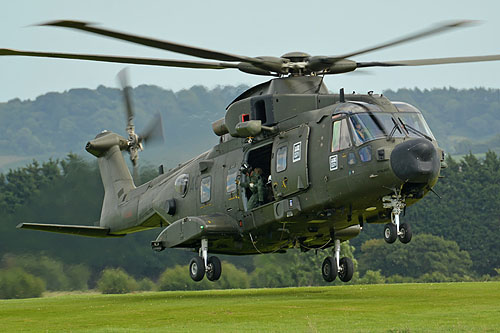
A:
117;68;164;184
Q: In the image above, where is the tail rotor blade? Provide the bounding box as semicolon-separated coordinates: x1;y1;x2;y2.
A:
132;161;140;185
117;68;134;128
140;113;164;146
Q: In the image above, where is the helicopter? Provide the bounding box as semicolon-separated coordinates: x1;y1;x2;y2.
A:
6;20;500;283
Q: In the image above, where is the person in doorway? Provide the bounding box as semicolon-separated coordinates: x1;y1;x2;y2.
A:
239;167;265;210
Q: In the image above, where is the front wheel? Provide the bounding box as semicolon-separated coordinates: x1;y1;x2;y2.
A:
322;256;337;282
384;223;397;244
398;223;412;244
189;256;205;282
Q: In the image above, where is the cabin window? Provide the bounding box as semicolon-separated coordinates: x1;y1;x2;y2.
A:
226;168;238;193
331;119;352;152
276;146;287;172
174;174;189;197
200;176;212;203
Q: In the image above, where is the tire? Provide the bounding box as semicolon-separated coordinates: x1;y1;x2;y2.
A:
206;256;222;282
398;223;412;244
189;256;205;282
338;257;354;282
384;223;397;244
322;256;337;282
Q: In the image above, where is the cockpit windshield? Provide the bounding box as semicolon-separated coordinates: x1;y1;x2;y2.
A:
349;113;404;145
392;102;435;140
398;112;435;140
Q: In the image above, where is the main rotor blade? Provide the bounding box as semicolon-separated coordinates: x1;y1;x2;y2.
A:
40;20;261;64
331;20;476;61
0;48;238;69
357;54;500;68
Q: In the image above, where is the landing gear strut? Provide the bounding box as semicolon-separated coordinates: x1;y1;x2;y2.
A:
383;192;412;244
189;238;222;282
322;239;354;283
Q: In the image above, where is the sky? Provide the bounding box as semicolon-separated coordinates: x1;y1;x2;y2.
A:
2;0;500;102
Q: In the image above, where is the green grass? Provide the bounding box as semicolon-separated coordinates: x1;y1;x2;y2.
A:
1;282;499;332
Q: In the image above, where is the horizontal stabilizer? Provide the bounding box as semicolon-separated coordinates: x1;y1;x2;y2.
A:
17;223;124;238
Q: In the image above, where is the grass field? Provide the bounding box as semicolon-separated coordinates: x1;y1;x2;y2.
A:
1;282;499;332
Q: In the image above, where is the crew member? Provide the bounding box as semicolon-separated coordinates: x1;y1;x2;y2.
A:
239;167;265;210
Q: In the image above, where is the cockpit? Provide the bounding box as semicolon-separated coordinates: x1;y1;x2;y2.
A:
332;102;435;149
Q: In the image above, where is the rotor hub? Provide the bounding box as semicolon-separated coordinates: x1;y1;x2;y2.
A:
281;52;311;63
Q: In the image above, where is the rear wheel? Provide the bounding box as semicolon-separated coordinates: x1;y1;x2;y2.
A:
189;256;205;282
206;256;222;281
322;256;337;282
338;257;354;282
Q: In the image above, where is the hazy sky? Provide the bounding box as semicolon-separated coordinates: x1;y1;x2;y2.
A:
2;0;500;102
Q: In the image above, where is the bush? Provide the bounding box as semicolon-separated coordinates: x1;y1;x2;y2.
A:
386;275;414;284
157;265;211;291
215;262;250;289
137;278;157;291
358;234;473;279
65;264;91;291
2;254;69;290
97;268;138;294
358;270;386;284
157;262;250;291
419;271;451;283
0;268;45;299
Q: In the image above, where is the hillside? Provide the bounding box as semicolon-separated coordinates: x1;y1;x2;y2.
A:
0;84;248;171
1;85;499;172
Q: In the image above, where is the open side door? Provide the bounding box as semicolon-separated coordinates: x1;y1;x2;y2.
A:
271;124;310;198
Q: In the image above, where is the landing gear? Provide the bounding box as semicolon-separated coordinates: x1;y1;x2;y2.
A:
382;192;412;244
322;239;354;283
189;238;222;282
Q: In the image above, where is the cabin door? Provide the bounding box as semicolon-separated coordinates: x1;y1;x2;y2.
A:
271;124;310;199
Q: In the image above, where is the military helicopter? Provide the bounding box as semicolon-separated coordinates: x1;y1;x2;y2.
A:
6;20;500;283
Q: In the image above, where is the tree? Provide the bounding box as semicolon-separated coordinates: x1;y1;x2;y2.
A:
358;234;472;279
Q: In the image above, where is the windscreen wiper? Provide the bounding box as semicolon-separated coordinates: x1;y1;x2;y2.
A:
387;117;403;141
398;117;433;141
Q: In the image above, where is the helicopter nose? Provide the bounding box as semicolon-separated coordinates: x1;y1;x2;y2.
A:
390;138;440;183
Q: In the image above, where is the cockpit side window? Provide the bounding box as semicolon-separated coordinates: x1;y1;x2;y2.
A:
331;118;352;152
349;114;385;145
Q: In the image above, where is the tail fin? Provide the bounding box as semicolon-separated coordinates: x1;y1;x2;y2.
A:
86;131;135;225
